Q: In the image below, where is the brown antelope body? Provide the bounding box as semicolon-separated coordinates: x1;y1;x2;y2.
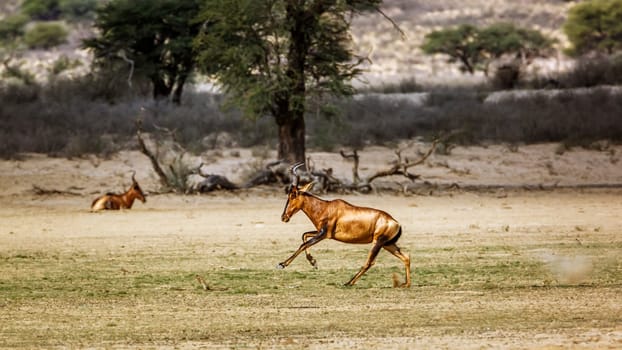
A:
279;164;411;287
91;172;146;211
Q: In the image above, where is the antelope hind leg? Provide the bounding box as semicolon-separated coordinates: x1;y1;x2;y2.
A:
383;243;411;288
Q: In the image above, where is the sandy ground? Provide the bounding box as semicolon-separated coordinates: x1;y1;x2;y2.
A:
1;143;621;349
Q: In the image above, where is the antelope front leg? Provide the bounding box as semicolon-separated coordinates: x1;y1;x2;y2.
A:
344;239;384;286
277;228;326;269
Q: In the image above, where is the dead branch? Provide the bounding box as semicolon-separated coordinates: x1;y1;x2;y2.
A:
310;167;344;193
241;159;289;188
366;138;440;184
340;149;361;184
375;7;406;40
136;117;203;192
136;119;170;189
307;138;444;193
138;116;289;193
193;163;239;192
117;50;134;88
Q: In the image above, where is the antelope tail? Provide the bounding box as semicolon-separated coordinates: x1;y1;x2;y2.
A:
384;226;402;246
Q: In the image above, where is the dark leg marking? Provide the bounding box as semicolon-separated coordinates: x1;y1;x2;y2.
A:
278;228;327;269
302;231;318;268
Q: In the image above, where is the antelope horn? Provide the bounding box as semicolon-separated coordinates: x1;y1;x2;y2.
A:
131;170;137;183
290;162;305;187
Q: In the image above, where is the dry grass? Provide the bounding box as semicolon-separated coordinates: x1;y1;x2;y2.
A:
1;191;621;348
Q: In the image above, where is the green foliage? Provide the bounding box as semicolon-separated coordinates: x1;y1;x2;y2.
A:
563;0;622;55
479;23;554;59
194;0;383;161
194;1;277;118
21;0;61;20
23;21;68;49
48;54;82;76
421;24;481;74
422;22;554;76
0;14;29;44
58;0;98;20
1;60;36;85
21;0;97;21
83;0;202;104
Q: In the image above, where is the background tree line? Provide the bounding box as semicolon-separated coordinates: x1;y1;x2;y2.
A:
1;0;622;162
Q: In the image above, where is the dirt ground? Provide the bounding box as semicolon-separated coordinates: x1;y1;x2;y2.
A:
1;143;621;349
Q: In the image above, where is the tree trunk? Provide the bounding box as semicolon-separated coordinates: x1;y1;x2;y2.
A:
152;76;172;102
460;55;475;74
277;116;306;164
273;2;310;165
172;75;186;105
171;70;190;105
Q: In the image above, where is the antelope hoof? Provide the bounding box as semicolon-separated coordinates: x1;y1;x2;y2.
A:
276;263;286;270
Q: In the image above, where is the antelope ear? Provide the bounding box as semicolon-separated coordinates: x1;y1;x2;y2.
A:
286;184;298;196
300;182;314;193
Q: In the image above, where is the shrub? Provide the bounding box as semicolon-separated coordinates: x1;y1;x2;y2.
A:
558;53;622;88
0;14;29;43
563;0;622;56
22;0;61;21
48;55;82;77
1;76;622;159
361;77;422;94
491;63;521;90
1;61;37;86
23;22;68;49
58;0;98;20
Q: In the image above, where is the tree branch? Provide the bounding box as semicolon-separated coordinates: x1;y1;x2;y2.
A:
117;50;134;87
135;119;170;188
375;7;406;40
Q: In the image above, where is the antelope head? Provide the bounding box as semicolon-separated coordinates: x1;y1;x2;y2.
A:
130;171;147;203
281;162;312;222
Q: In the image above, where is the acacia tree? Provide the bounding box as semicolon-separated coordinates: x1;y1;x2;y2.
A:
420;24;481;74
83;0;202;104
193;0;384;163
563;0;622;55
478;23;554;76
422;23;553;76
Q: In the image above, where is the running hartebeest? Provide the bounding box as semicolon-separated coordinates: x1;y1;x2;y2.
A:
279;163;411;287
91;171;146;211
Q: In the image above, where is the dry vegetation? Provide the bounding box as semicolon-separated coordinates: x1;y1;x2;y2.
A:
1;145;622;348
2;2;622;347
1;186;621;348
1;0;622;159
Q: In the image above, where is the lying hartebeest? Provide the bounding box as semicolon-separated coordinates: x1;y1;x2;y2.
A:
279;163;411;287
91;171;146;211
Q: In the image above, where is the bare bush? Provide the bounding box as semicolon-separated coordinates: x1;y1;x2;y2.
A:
2;74;622;160
558;54;622;88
